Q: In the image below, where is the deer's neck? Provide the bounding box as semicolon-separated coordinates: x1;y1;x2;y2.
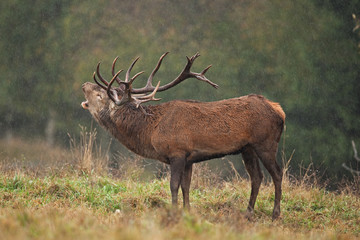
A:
98;103;161;159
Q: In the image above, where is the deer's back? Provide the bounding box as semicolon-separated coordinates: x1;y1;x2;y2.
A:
151;94;284;162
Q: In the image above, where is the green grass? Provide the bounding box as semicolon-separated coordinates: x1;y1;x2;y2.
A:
0;133;359;240
0;172;359;240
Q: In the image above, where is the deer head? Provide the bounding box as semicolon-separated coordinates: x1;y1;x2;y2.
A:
81;52;218;115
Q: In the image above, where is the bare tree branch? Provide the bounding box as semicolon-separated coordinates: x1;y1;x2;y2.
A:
352;14;360;32
342;163;360;175
352;140;360;162
342;140;360;176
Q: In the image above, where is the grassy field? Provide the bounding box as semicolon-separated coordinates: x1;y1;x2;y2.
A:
0;132;359;240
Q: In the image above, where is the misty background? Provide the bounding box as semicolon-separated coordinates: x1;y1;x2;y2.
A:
0;0;359;182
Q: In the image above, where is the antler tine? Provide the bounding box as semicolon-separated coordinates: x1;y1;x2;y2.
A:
183;52;218;88
131;52;218;94
201;64;212;75
134;81;161;108
108;69;124;88
111;56;123;84
185;52;201;72
106;69;124;105
118;71;145;95
125;56;140;83
96;62;110;86
93;72;107;90
130;71;145;84
145;52;169;89
196;65;218;89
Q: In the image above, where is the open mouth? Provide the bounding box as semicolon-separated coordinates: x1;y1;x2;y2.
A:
81;100;89;109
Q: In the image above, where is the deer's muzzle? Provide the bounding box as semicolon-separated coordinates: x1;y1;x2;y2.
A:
81;100;89;109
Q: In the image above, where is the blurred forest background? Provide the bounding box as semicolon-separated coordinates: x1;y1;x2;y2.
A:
0;0;359;182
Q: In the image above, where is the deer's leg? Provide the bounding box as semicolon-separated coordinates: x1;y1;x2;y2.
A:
181;163;193;209
242;146;263;218
255;146;283;220
169;157;186;207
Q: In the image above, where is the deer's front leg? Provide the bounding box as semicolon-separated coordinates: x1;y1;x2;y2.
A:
181;163;193;209
169;157;186;206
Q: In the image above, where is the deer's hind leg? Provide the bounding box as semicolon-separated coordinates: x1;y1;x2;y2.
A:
254;143;283;220
241;146;263;219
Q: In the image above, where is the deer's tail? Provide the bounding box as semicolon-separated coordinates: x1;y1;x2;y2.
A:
267;100;286;123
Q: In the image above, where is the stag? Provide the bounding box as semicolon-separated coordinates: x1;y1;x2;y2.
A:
81;52;285;220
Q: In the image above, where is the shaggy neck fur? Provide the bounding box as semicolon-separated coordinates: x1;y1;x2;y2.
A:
95;102;162;159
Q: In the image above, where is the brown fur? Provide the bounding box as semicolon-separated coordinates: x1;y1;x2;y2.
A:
82;83;285;220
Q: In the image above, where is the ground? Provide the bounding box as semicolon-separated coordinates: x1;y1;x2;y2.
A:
0;134;359;240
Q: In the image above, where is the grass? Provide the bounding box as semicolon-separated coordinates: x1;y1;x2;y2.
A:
0;129;359;239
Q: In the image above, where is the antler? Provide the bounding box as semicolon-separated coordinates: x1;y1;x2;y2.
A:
93;57;162;110
93;52;218;112
131;52;218;94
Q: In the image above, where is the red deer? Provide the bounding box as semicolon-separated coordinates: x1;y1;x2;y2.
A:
81;52;285;220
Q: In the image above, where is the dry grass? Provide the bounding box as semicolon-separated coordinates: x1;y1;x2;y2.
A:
0;173;358;240
0;129;359;240
0;137;73;176
68;126;110;175
0;126;109;176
